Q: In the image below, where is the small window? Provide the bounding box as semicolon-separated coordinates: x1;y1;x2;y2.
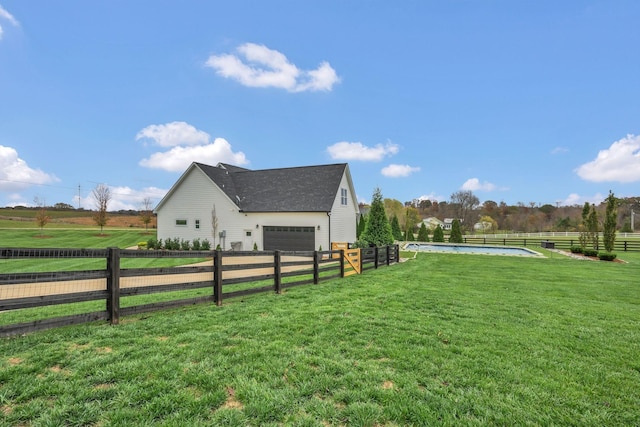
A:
341;188;348;205
176;219;187;226
195;219;200;229
246;231;252;237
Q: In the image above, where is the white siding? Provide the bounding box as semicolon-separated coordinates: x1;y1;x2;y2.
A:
329;171;358;245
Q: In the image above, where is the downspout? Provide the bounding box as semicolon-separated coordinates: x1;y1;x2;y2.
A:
327;212;331;248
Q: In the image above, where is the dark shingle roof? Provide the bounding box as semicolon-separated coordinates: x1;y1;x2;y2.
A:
195;162;348;212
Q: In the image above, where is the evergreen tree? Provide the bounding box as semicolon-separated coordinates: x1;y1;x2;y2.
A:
587;205;599;250
603;190;618;252
417;222;429;242
579;202;590;249
390;215;403;241
449;219;463;243
357;214;367;239
359;188;394;247
405;225;415;241
432;225;445;242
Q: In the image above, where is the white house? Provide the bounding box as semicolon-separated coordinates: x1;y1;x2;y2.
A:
421;217;445;230
154;162;359;251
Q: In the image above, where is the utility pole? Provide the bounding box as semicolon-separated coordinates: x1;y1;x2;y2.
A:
632;209;636;232
77;184;81;209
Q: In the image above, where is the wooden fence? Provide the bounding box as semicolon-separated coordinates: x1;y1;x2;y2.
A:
0;245;400;337
461;237;640;252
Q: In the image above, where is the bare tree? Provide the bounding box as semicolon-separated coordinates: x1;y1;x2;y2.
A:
140;197;154;231
34;197;50;236
450;190;480;231
92;184;111;234
211;204;219;248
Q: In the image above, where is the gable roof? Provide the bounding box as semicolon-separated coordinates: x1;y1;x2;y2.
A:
155;162;354;213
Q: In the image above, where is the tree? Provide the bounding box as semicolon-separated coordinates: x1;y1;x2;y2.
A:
35;208;50;236
450;190;479;231
359;187;394;247
578;202;590;250
390;215;403;241
405;225;415;241
417;222;429;242
139;197;154;231
432;225;445;242
449;219;463;243
357;214;367;239
211;204;219;248
477;215;498;233
587;204;599;250
603;191;618;252
92;184;111;233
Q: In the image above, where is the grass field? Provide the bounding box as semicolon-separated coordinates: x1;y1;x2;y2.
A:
1;247;639;426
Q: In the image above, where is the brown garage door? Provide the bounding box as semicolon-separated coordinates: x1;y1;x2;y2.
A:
263;226;315;251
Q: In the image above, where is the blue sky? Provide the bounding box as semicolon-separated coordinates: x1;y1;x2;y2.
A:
1;1;639;211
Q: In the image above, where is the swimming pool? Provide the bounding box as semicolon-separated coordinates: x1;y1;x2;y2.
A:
403;242;543;257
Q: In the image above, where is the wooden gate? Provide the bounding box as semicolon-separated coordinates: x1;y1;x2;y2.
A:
332;242;361;276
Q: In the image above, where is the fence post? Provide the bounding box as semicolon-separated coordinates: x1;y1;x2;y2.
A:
106;247;120;325
340;249;345;277
374;246;379;269
396;244;400;263
274;250;282;294
386;245;391;266
313;251;320;284
213;250;223;306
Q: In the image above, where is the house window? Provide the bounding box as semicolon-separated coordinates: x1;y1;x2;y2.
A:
341;188;348;205
195;219;200;229
246;231;252;237
175;219;187;226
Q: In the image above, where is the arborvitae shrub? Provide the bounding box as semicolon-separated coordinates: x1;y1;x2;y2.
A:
583;248;599;257
570;246;583;254
598;252;617;261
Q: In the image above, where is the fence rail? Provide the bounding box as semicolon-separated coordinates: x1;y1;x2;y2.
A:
0;245;400;337
459;237;640;252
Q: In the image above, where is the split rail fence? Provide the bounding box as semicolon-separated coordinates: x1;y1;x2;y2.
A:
461;237;640;252
0;245;399;337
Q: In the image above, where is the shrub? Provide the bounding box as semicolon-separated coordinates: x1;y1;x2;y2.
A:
598;252;617;261
201;239;211;250
157;239;163;250
180;239;191;251
253;242;258;251
146;238;157;249
570;246;583;254
583;248;598;257
192;238;201;251
137;241;148;249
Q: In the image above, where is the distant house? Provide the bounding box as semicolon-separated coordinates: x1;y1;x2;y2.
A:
154;162;359;251
421;217;445;230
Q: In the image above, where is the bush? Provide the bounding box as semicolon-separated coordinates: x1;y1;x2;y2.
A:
598;252;617;261
201;239;211;250
146;238;157;249
583;248;599;257
570;246;583;254
192;238;201;251
137;241;147;249
180;239;191;251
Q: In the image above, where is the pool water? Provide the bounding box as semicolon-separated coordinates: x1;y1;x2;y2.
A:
403;243;543;257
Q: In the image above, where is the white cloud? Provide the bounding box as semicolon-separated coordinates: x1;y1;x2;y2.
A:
551;146;569;155
0;5;19;40
576;134;640;182
461;177;497;192
205;43;340;92
416;193;446;202
0;145;59;192
139;136;248;172
136;121;210;147
381;164;420;178
327;141;399;161
80;185;168;211
560;192;605;207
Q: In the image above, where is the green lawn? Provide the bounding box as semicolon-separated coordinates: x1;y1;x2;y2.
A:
0;228;154;249
1;250;639;426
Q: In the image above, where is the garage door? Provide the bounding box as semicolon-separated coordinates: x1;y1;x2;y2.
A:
263;226;315;251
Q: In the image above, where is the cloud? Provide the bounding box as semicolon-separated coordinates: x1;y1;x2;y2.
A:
81;185;168;211
205;43;340;92
551;146;569;155
139;123;248;172
416;193;446;202
560;192;605;207
0;145;59;192
327;141;399;161
136;121;210;147
575;134;640;182
381;164;420;178
461;178;497;192
0;5;19;40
